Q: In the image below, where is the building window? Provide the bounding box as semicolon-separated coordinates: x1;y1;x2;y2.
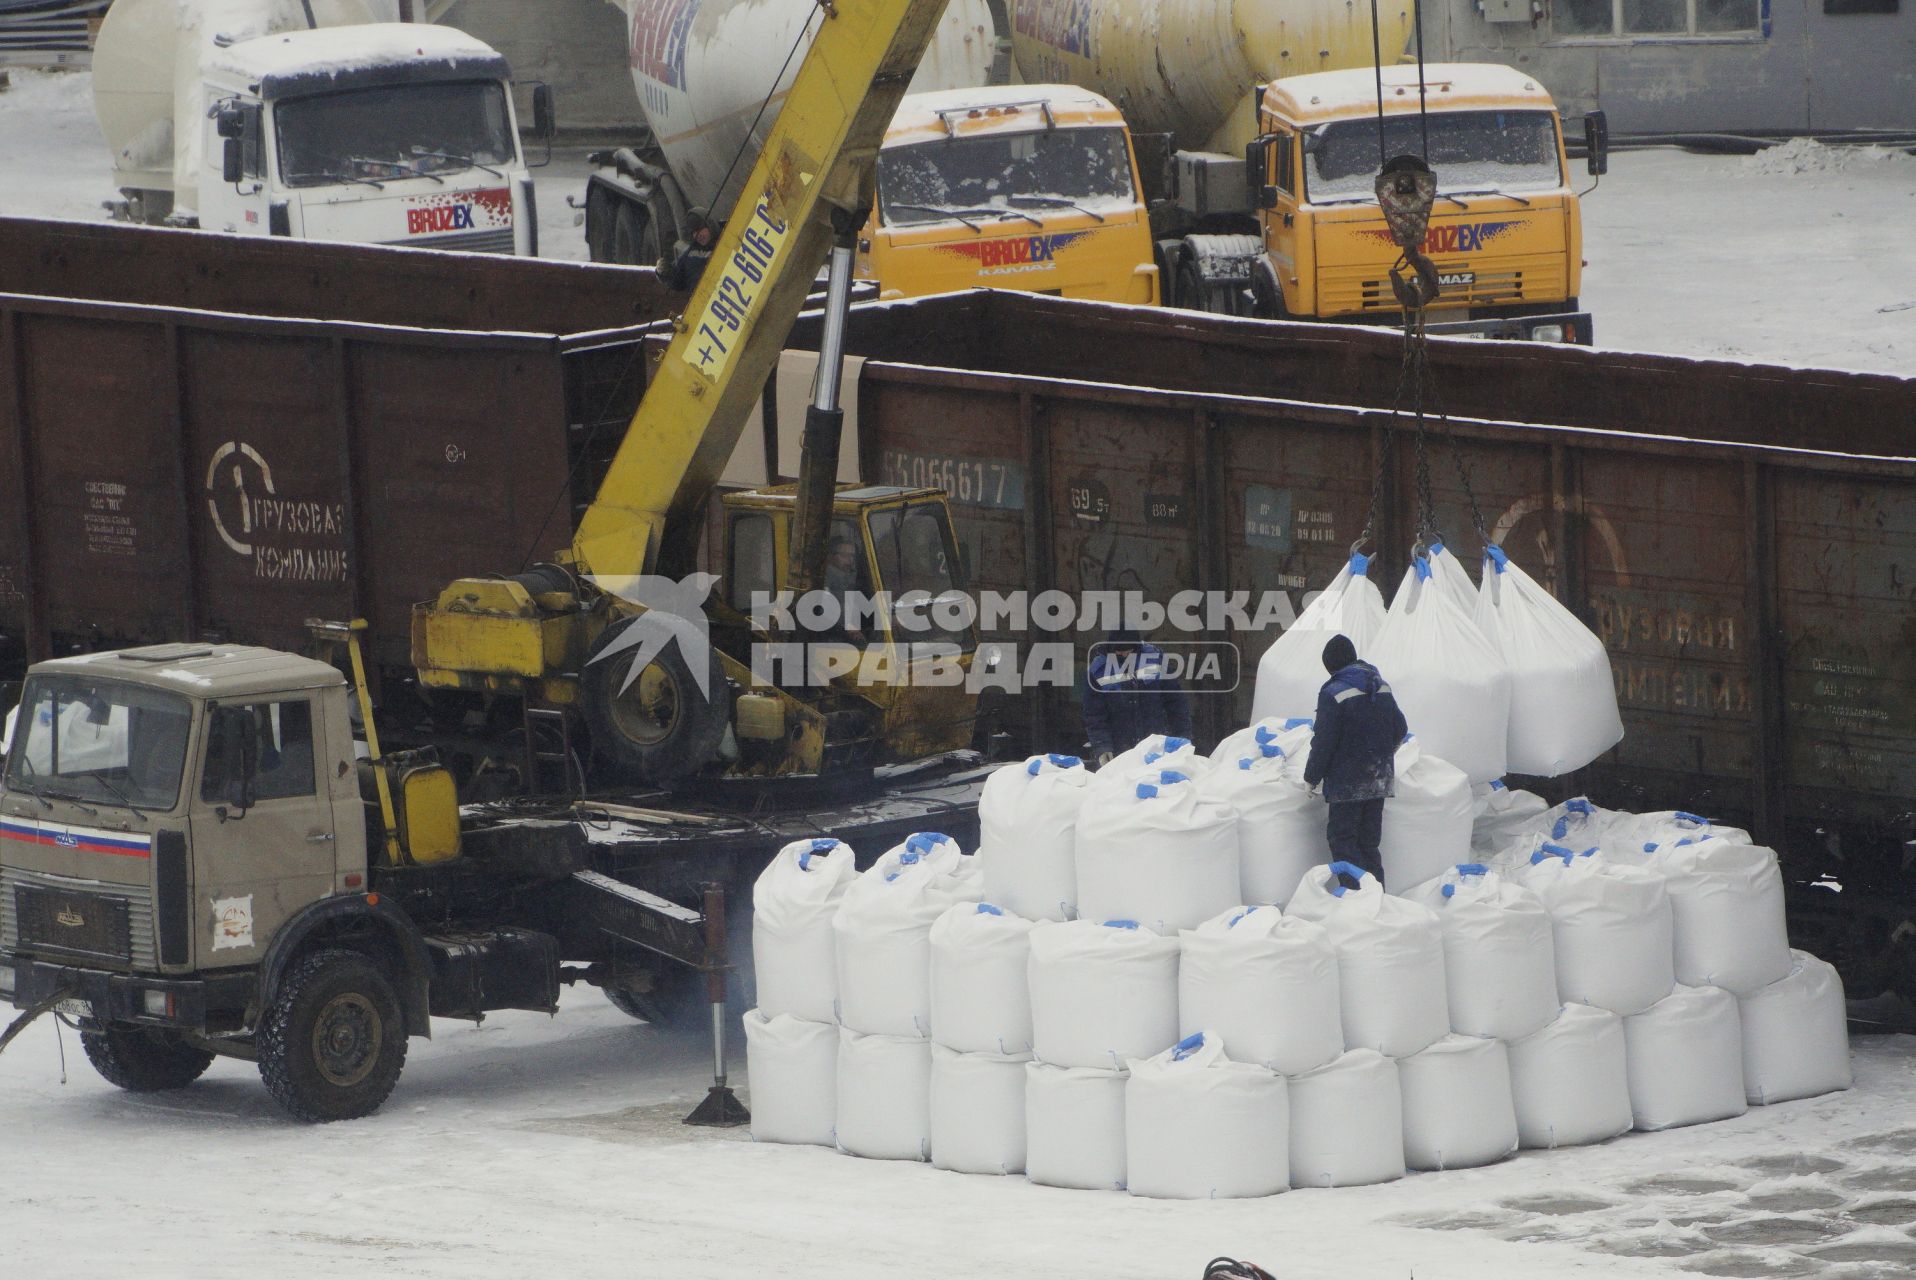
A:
1555;0;1761;35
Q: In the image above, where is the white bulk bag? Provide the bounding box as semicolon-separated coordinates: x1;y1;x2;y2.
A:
1024;1061;1128;1191
1366;556;1511;784
1075;770;1240;934
1287;863;1450;1057
832;832;981;1037
929;1045;1030;1174
1096;733;1207;784
1251;553;1388;723
1536;796;1615;851
1608;809;1751;855
1470;780;1549;858
1028;920;1180;1069
1178;906;1342;1075
1473;544;1623;776
1623;985;1748;1131
753;837;858;1024
835;1027;933;1160
1424;540;1481;617
977;753;1091;921
1398;1034;1519;1171
1125;1033;1290;1200
1642;841;1791;996
1506;1003;1633;1149
1212;715;1316;774
1198;735;1328;906
743;1009;839;1147
1379;735;1475;894
1740;951;1851;1105
1521;849;1675;1016
929;902;1036;1054
1286;1050;1406;1188
1403;865;1559;1041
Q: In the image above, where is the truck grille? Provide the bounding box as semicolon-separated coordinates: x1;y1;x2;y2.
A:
1320;252;1566;315
1;867;155;970
387;228;516;255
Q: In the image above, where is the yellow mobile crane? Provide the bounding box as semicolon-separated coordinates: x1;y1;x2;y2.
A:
412;0;977;788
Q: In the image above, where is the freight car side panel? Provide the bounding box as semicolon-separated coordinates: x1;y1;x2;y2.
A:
349;345;574;665
183;330;357;647
9;315;192;650
1774;473;1916;817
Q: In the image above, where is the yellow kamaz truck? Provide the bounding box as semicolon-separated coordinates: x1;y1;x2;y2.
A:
1170;63;1608;341
856;84;1160;304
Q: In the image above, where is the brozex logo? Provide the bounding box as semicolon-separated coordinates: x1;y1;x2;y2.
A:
937;231;1090;273
1361;219;1521;254
405;188;513;237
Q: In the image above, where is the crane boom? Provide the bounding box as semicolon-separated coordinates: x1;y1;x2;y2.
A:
569;0;952;583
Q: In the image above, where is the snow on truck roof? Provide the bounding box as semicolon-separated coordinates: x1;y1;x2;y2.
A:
206;23;510;101
1263;63;1556;123
885;83;1123;148
36;645;345;700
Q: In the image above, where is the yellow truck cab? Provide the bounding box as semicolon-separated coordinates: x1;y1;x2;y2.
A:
1169;63;1605;342
857;84;1160;305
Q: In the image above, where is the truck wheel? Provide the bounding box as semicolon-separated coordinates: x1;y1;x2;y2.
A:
603;973;706;1031
257;949;408;1124
581;613;731;786
612;201;662;270
80;1025;215;1093
585;186;617;262
1251;261;1288;320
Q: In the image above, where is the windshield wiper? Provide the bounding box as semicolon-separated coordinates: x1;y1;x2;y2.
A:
412;147;502;180
1008;194;1106;223
887;203;1044;232
37;787;99;817
292;169;386;190
85;772;152;821
1445;187;1533;207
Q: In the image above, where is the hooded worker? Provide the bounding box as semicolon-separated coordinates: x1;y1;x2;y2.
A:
1302;634;1408;885
1083;627;1193;766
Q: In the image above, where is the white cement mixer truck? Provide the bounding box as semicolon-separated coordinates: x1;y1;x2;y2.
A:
91;0;548;253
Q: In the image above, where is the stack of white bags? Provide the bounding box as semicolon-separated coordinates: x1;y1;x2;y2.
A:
740;547;1852;1192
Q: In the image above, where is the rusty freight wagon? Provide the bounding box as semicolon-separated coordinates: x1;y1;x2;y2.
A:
0;216;666;681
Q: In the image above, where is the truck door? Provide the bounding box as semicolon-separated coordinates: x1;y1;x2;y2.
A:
1265;130;1302;313
189;696;336;968
203;98;270;236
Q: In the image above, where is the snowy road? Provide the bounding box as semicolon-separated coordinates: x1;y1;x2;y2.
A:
2;70;1914;376
2;989;1912;1280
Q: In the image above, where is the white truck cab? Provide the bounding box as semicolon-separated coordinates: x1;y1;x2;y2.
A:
196;24;543;253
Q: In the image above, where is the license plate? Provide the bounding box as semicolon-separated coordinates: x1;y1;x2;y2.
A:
1439;271;1475;291
56;998;92;1020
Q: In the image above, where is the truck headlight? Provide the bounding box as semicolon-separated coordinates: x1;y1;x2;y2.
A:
142;989;175;1018
1531;323;1565;343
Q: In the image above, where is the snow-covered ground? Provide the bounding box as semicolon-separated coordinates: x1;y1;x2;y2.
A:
3;69;1914;375
3;987;1914;1280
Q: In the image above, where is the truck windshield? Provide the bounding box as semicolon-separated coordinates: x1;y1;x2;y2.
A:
5;676;192;810
878;126;1135;227
1305;110;1563;203
275;80;515;187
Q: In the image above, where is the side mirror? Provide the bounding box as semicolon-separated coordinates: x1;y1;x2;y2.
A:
215;103;245;140
532;83;556;140
1244;139;1267;193
1584;109;1609;177
214;706;257;816
222;137;244;185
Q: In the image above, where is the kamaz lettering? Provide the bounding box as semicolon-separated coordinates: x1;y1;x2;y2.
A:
408;204;476;235
941;231;1088;270
1362;220;1520;255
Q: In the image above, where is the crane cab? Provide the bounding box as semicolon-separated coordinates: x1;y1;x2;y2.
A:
706;485;978;775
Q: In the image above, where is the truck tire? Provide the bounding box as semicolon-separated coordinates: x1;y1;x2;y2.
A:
1250;260;1288;321
257;948;408;1124
80;1025;215;1093
603;973;706;1031
611;200;662;270
581;613;731;787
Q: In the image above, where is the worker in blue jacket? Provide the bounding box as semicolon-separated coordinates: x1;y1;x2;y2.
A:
1083;628;1194;766
1302;634;1408;885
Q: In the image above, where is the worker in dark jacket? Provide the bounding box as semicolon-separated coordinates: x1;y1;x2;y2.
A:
1083;628;1194;766
1302;634;1408;885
